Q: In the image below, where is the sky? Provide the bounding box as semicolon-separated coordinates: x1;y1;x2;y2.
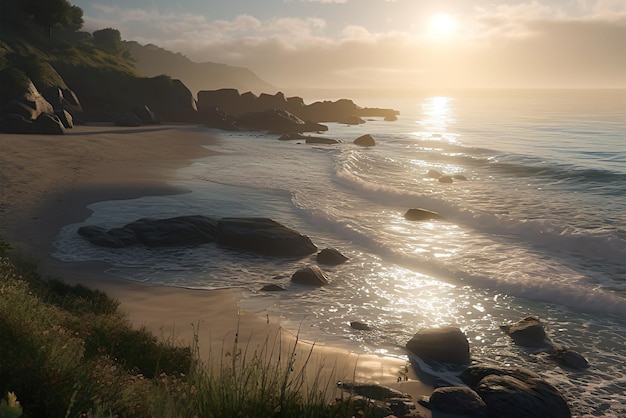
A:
73;0;626;91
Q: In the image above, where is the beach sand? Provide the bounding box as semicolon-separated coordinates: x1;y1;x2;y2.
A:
0;124;432;411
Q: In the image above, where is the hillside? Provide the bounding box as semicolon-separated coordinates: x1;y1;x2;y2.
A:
126;42;276;96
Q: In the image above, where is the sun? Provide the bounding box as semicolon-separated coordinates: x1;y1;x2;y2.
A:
427;13;458;38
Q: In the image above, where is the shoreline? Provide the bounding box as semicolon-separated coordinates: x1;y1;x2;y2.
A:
0;124;433;409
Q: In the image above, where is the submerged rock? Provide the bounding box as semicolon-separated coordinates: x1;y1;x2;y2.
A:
291;265;329;286
404;208;444;221
260;284;286;292
349;321;371;331
316;248;348;265
353;134;376;147
500;315;553;349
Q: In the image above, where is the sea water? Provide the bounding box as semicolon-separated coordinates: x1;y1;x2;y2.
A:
53;90;626;416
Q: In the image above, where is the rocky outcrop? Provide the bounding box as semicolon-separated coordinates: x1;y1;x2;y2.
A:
404;208;444;221
78;215;218;248
461;366;571;418
354;134;375;147
235;109;327;133
426;386;488;418
291;265;329;286
196;88;399;128
406;326;471;365
500;315;553;349
78;215;317;257
216;217;318;257
316;248;348;265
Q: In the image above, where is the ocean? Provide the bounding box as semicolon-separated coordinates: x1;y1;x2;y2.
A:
53;89;626;417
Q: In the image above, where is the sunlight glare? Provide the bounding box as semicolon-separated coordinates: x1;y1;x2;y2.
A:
427;13;458;38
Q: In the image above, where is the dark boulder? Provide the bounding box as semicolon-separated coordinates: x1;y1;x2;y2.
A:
406;326;471;365
305;136;340;144
2;80;54;121
216;218;317;257
278;132;307;141
291;265;329;286
438;175;454;183
123;215;218;247
132;105;159;124
79;215;218;248
77;225;140;248
354;134;376;147
114;112;142;127
0;114;33;134
428;386;488;418
404;208;444;221
33;113;64;135
460;365;571;418
197;88;242;114
236;109;327;133
500;315;553;349
54;109;73;128
350;321;371;331
316;248;348;265
549;345;589;369
453;174;468;181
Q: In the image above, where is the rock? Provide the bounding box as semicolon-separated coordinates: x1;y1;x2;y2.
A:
132;104;159;124
124;215;218;247
0;114;33;134
114;112;142;127
460;365;571;418
549;345;589;369
291;265;329;286
79;215;218;248
475;374;571;418
305;136;340;144
337;381;410;401
260;284;286;292
54;109;73;128
406;326;471;365
500;315;553;349
453;174;468;181
354;134;376;147
77;225;140;248
316;248;348;265
425;169;443;179
438;175;454;183
404;208;444;221
350;321;371;331
384;114;398;121
428;386;488;418
33;113;65;135
278;132;307;141
3;80;54;121
236;109;327;133
216;218;317;257
339;115;365;125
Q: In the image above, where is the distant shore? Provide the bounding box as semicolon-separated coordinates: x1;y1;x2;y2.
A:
0;123;432;410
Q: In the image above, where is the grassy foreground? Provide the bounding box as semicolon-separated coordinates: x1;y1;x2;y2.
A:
0;240;378;418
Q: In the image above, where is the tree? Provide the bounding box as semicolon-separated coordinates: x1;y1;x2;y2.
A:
19;0;84;34
92;28;123;56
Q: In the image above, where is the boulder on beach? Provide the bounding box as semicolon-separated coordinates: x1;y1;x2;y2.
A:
291;265;329;286
549;345;589;369
216;217;318;257
316;248;348;265
426;386;488;418
500;315;553;349
461;366;572;418
33;113;65;135
406;326;470;365
353;134;376;147
404;208;444;221
425;169;443;179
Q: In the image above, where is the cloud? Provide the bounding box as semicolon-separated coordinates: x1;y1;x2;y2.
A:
82;2;626;89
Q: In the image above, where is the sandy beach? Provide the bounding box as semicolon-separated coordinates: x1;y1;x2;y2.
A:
0;124;432;410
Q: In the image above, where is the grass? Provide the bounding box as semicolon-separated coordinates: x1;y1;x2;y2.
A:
0;239;387;418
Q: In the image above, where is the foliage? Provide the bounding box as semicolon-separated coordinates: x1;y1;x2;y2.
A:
0;241;387;418
93;28;123;56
